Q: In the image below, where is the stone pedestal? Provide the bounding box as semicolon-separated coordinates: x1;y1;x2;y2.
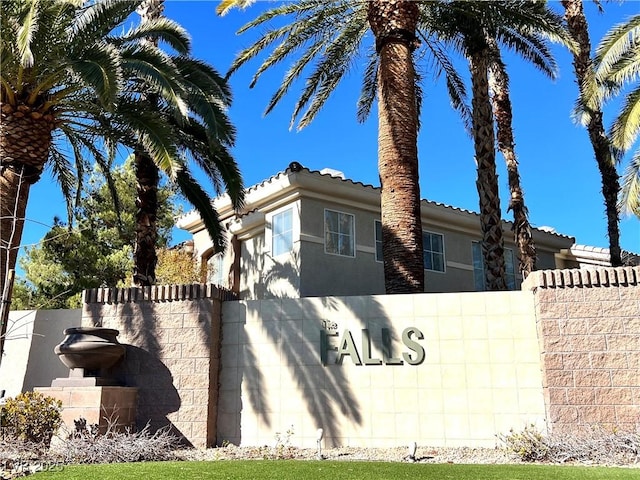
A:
36;386;137;435
50;369;120;387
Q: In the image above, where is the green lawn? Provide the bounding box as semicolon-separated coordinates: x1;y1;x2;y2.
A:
33;460;640;480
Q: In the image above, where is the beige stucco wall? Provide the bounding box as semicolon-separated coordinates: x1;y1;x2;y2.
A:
227;195;567;300
218;291;546;448
0;309;80;398
181;168;575;301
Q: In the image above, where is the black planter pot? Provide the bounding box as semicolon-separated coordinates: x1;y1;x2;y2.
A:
54;327;125;373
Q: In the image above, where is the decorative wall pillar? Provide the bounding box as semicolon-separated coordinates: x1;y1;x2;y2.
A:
82;284;233;447
524;267;640;433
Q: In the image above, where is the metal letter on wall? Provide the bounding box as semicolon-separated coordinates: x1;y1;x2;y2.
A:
335;330;362;365
320;330;338;366
401;327;426;365
381;328;403;365
361;329;382;365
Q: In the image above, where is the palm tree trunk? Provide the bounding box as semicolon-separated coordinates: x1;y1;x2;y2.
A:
488;40;537;277
0;166;32;291
470;45;507;291
132;0;164;286
368;0;424;294
0;103;52;357
561;0;622;267
133;151;159;286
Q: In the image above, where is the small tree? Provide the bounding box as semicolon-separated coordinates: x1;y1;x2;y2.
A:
15;160;178;309
155;248;201;285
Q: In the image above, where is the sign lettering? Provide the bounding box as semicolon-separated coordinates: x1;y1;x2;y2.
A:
321;327;425;366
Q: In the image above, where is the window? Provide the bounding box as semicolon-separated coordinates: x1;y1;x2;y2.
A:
208;253;225;287
325;210;355;257
375;222;445;271
272;208;293;256
375;220;383;262
472;242;516;290
423;231;445;272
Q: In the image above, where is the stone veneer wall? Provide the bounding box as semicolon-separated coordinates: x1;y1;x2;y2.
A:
82;284;233;448
523;266;640;433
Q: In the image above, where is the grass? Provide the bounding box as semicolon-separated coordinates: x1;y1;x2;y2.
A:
33;460;640;480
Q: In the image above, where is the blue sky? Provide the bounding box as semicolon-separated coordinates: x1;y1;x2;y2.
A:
22;0;639;268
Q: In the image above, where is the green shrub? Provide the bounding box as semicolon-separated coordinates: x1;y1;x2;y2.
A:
1;391;62;445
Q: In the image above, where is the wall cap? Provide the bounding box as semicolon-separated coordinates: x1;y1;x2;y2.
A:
522;266;639;290
83;284;236;304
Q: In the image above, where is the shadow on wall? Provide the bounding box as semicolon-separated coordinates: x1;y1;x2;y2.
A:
227;288;395;447
113;345;185;442
221;222;420;446
0;310;80;395
238;235;302;300
99;300;202;446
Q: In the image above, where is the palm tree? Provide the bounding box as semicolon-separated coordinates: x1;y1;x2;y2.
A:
133;0;165;287
0;0;243;358
591;13;640;218
1;0;168;352
107;0;244;286
218;0;468;294
366;1;424;293
561;0;622;266
468;26;508;291
430;1;569;289
488;39;537;277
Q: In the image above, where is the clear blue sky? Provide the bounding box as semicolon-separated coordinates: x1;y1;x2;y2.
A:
21;0;639;269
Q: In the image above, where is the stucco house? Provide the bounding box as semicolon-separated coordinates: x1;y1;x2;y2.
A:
177;163;611;299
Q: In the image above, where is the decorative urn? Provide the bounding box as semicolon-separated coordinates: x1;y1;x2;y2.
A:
54;327;125;373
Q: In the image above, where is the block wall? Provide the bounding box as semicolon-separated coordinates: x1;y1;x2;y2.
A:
218;291;546;448
82;284;231;447
523;267;640;433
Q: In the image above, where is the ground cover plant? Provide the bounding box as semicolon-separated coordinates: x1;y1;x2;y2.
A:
30;460;640;480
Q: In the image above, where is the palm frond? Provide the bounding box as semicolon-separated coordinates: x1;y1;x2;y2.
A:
69;0;138;47
594;14;640;82
227;22;303;80
235;1;315;34
115;16;192;55
619;148;640;218
174;169;226;252
227;0;350;80
497;30;557;79
610;84;640;151
593;13;640;152
168;117;244;210
356;50;378;123
173;56;232;104
120;104;182;178
16;0;39;67
249;2;354;89
70;41;122;109
217;0;257;16
120;44;188;120
293;9;369;129
422;36;471;133
172;56;234;145
262;42;325;115
48;147;78;226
